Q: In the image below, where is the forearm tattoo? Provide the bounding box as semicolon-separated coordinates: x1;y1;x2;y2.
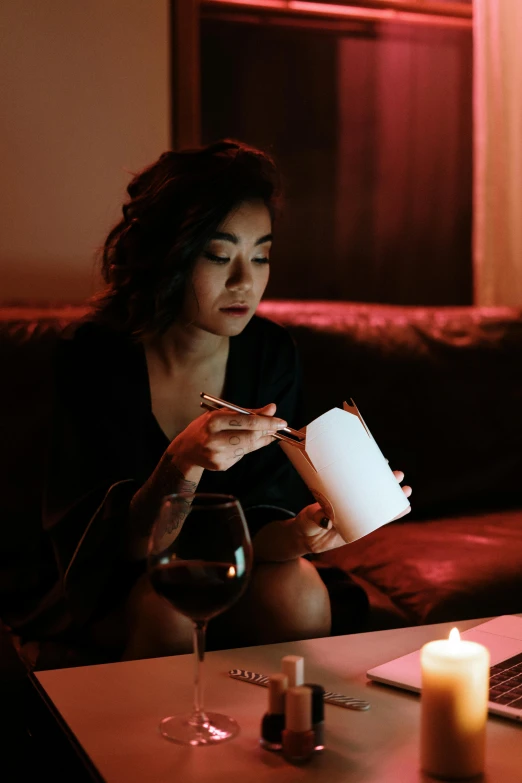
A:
130;453;198;538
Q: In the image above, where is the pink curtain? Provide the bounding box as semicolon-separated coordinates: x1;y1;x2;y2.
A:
473;0;522;305
334;21;473;305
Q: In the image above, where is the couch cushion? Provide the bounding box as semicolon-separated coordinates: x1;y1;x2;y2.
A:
320;508;522;625
258;300;522;518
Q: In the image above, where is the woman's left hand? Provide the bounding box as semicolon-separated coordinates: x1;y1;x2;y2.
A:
293;469;412;555
390;470;413;521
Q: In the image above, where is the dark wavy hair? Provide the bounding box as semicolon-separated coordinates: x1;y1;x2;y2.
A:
91;140;282;337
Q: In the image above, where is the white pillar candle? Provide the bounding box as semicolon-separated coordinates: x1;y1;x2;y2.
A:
420;628;490;780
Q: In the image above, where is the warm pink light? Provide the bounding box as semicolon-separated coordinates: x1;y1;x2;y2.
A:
204;0;472;28
208;0;390;17
290;0;400;19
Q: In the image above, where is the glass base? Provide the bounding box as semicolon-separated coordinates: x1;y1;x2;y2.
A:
160;712;240;746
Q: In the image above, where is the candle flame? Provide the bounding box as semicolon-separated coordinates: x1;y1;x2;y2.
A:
227;565;236;578
449;627;460;643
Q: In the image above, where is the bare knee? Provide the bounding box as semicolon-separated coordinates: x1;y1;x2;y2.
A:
220;557;331;645
255;558;331;640
122;573;193;660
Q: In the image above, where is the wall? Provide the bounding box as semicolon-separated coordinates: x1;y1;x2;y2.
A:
0;0;170;303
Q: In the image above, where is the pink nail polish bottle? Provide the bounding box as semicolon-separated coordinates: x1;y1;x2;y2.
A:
282;686;315;764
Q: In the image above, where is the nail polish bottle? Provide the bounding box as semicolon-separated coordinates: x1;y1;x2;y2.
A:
304;683;325;751
282;686;315;764
260;673;288;751
281;655;304;688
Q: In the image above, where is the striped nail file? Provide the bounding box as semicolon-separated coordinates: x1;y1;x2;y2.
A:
228;669;370;711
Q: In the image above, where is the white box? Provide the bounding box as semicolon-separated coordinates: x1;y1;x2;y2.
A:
281;400;410;544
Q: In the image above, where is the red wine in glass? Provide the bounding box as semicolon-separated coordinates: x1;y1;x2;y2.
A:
149;560;249;622
147;493;253;746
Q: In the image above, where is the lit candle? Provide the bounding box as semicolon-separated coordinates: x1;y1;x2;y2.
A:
420;628;490;780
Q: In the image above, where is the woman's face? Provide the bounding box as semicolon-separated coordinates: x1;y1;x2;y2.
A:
181;199;272;337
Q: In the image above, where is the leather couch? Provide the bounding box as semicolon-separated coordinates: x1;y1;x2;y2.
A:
258;300;522;630
1;300;522;667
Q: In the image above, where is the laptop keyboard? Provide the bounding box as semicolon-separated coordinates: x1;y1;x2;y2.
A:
489;652;522;708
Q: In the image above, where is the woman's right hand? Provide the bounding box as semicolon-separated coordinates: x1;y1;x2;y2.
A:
167;403;287;476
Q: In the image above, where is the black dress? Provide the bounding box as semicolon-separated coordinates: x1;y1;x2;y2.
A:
17;314;368;665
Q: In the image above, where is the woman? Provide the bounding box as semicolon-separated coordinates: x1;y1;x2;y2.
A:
35;140;411;666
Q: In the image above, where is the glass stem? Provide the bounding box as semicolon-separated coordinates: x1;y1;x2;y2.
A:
191;620;209;726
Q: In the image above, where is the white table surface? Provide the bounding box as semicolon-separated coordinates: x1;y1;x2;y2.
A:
35;617;522;783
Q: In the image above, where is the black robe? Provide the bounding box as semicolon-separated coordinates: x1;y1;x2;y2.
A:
31;316;310;636
16;314;367;657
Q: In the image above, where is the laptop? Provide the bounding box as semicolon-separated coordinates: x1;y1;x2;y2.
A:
367;615;522;722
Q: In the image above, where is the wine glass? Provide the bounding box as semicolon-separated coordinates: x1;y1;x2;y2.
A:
147;492;253;746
